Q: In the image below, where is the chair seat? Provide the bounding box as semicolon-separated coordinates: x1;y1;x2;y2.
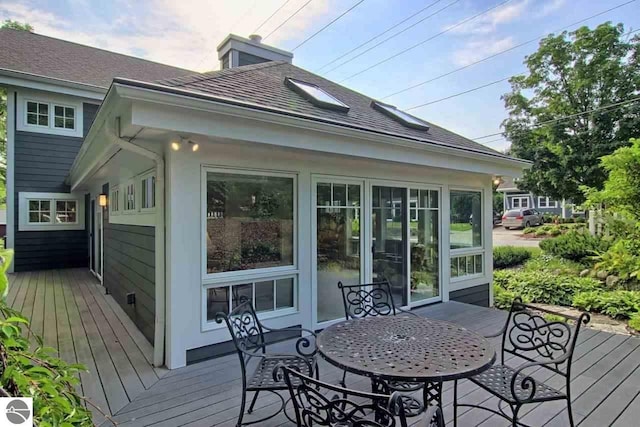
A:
247;356;312;391
469;364;565;403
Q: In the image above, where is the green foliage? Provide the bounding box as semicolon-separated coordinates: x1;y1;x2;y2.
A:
523;226;536;234
539;230;609;262
522;254;583;276
573;290;640;319
629;314;640;332
594;239;640;283
534;228;547;237
503;23;640;204
543;313;567;323
450;223;472;232
1;19;34;32
0;250;95;425
493;284;518;310
493;246;536;268
494;269;603;306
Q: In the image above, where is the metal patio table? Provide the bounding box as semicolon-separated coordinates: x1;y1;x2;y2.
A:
317;314;496;411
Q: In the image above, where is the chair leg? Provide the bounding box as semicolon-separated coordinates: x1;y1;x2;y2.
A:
247;391;260;414
566;396;575;427
237;388;247;427
453;380;458;427
340;370;347;388
512;404;521;427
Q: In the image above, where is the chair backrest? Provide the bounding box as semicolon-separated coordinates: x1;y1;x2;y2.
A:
500;298;590;377
215;300;266;360
276;365;408;427
338;281;397;320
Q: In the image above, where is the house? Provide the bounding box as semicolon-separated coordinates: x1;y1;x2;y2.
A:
1;29;528;369
496;176;571;217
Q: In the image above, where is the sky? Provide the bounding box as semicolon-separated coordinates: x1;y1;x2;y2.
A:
1;0;639;152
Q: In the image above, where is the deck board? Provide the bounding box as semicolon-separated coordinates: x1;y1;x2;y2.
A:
6;270;640;426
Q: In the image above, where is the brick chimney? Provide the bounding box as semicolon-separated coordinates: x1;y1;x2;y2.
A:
217;34;293;69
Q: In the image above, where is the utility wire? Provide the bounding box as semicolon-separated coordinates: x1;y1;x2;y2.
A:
337;0;513;83
229;0;259;34
292;0;366;51
382;0;638;100
406;76;513;110
264;0;314;41
472;95;640;141
323;0;459;74
316;0;445;72
254;0;293;34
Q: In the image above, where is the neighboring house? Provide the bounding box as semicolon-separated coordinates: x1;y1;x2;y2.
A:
497;176;571;217
1;30;528;369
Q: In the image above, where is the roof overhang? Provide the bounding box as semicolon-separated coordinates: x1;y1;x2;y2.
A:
0;67;106;100
69;78;531;190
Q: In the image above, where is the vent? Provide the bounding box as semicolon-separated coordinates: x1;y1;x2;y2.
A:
371;101;430;131
285;77;350;112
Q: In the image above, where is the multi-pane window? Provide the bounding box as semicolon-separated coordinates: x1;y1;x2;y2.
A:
125;183;135;211
141;175;156;209
450;254;483;279
538;197;557;208
450;190;482;250
512;197;529;209
55;201;77;223
110;188;120;213
28;200;51;223
206;277;296;320
26;101;49;126
54;105;75;130
205;171;295;274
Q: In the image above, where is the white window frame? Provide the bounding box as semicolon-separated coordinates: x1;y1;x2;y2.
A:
19;91;83;137
201;167;298;284
450;253;484;282
449;187;485;284
25;100;50;128
123;181;136;212
52;103;77;131
18;192;85;231
109;186;121;216
511;196;529;209
538;197;557;208
140;170;156;212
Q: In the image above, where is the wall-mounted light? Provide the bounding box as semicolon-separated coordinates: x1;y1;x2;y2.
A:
190;141;199;152
171;140;181;151
493;176;503;186
98;194;108;207
170;137;199;152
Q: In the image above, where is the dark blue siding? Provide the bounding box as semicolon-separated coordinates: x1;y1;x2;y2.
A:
450;284;490;307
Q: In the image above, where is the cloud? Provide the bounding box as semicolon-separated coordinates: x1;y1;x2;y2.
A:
449;0;530;35
0;0;333;71
535;0;566;18
452;36;516;66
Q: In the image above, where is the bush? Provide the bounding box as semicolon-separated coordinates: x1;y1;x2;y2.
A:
539;230;610;262
535;228;548;237
629;314;640;332
523;254;583;276
494;270;603;306
493;284;518;309
548;227;562;236
523;227;536;234
594;239;640;283
493;246;536;268
573;290;640;319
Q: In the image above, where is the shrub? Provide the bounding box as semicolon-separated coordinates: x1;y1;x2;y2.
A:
523;227;536;234
548;227;562;236
493;284;518;309
493;246;536;268
494;269;603;306
594;239;640;283
534;228;548;237
573;290;640;319
629;314;640;332
523;254;583;276
539;230;610;262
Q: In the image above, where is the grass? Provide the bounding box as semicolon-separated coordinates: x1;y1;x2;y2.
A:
450;223;472;232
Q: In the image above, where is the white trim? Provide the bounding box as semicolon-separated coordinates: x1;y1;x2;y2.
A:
18;192;85;231
0;69;106;100
510;196;530;209
200;166;298;283
17;90;84;138
537;196;558;208
140;169;157;212
449;187;484;253
109;185;121;215
6;89;16;272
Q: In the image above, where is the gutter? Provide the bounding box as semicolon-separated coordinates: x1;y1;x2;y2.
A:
106;117;166;368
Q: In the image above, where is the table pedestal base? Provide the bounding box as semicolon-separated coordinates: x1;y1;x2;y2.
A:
371;378;442;418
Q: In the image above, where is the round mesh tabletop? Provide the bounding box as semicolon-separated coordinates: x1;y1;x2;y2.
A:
317;315;495;382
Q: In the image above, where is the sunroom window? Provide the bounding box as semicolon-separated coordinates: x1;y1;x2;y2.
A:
205;171;295;275
141;175;156;209
450;190;484;280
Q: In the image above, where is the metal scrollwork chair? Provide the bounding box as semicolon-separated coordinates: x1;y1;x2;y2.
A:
276;364;445;427
337;281;425;416
215;300;318;426
453;297;590;427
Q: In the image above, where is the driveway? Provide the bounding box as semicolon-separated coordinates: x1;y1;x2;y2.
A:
493;225;541;248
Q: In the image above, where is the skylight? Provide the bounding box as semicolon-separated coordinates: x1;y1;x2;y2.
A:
371;101;430;131
285;77;350;112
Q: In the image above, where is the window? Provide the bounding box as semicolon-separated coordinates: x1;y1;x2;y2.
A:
28;200;51;223
26;101;49;127
450;190;482;250
141;175;156;209
538;197;557;208
512;196;529;209
205;170;295;275
451;254;483;279
125;183;135;211
285;77;350;112
55;200;77;223
53;105;75;130
110;187;120;214
371;101;430;130
19;192;85;231
205;276;296;321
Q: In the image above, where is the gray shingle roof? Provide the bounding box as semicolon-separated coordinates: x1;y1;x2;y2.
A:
157;61;504;157
0;28;193;88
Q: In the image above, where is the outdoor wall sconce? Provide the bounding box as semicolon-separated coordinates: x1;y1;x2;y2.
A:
493;176;503;186
170;137;199;152
98;194;108;207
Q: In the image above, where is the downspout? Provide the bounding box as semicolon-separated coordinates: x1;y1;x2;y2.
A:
107;117;166;367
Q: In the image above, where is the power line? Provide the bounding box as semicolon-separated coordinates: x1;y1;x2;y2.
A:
472;95;640;141
406;76;513;110
264;0;314;41
316;0;446;72
230;0;259;34
481;137;509;145
253;0;293;34
323;0;459;74
382;0;638;100
292;0;366;51
337;0;514;83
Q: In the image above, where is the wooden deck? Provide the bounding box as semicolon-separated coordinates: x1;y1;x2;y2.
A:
7;270;640;426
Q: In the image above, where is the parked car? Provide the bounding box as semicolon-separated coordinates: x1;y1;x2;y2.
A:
502;209;543;229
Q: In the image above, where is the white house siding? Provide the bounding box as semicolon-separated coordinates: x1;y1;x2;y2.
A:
164;138;495;368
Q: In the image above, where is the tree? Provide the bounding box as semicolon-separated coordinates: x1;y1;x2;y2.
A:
1;19;33;32
503;23;640;204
